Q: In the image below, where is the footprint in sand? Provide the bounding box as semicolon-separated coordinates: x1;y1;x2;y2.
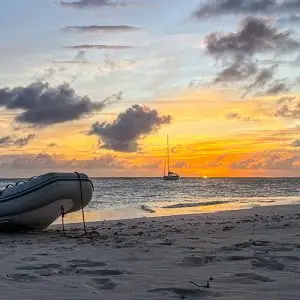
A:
225;255;254;261
76;269;125;276
16;263;61;271
251;257;285;271
270;246;294;252
234;273;275;283
5;273;41;282
180;256;218;267
16;263;62;277
147;287;218;298
85;278;117;291
67;260;126;276
20;257;38;262
275;255;300;261
68;259;106;268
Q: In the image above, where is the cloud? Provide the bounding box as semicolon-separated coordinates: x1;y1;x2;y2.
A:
0;153;127;170
275;96;300;118
76;155;127;169
242;65;277;96
204;18;298;96
59;0;126;8
89;104;171;152
212;59;287;96
64;44;135;50
204;17;300;62
193;0;300;18
0;81;121;126
231;150;300;170
291;140;300;147
260;80;291;96
0;134;36;147
214;61;257;83
173;161;189;169
226;112;259;122
276;96;296;104
131;161;161;169
62;25;140;33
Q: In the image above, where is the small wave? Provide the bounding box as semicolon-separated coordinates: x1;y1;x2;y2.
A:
140;205;156;213
162;200;228;209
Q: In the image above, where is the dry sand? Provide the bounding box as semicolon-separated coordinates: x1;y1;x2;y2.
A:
1;204;300;299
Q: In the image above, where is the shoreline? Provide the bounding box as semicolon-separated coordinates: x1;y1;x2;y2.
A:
54;201;300;226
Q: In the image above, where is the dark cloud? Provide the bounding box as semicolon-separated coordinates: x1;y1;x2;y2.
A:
204;18;299;96
62;25;139;33
242;65;277;96
0;136;12;147
226;112;259;122
291;140;300;147
89;104;171;152
0;81;120;126
0;134;36;148
193;0;300;18
14;134;36;147
275;96;300;118
260;81;291;96
204;17;300;62
65;44;135;50
214;61;257;83
212;60;282;97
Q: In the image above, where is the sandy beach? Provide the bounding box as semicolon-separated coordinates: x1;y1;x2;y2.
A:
0;204;300;299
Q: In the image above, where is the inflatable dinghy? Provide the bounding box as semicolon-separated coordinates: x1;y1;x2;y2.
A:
0;172;94;231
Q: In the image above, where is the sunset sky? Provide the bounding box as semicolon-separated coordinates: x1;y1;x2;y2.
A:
0;0;300;177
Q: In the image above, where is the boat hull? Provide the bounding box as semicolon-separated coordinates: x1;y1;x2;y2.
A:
0;172;94;231
163;176;180;181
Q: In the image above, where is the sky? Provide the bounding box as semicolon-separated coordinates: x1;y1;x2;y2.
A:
0;0;300;177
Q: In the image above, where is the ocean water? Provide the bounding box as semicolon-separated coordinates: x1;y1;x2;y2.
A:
1;177;300;224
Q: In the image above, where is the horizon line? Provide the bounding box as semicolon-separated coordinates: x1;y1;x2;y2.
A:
0;176;299;180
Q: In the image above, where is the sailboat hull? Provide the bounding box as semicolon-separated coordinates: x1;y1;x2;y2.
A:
163;175;180;181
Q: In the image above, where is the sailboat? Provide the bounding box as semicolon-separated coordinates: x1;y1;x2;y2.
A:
163;135;180;181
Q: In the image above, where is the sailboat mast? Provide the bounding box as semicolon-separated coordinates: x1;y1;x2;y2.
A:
163;153;166;176
167;134;170;174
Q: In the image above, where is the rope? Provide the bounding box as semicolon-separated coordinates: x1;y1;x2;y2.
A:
74;171;90;238
60;172;92;239
61;204;66;237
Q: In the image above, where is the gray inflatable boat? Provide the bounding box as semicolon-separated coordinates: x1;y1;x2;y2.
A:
0;172;94;231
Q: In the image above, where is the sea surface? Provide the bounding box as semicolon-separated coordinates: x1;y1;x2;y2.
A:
1;177;300;224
